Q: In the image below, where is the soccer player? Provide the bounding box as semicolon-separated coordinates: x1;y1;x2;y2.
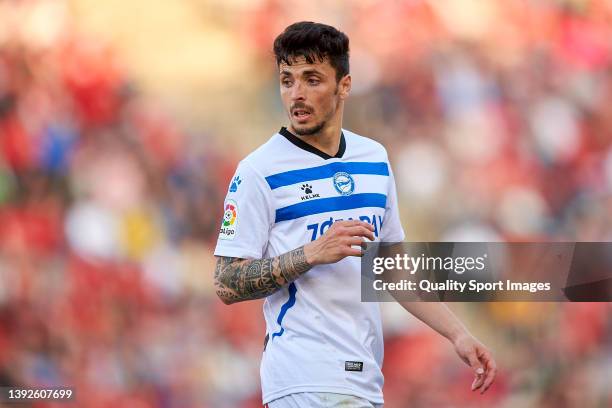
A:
214;21;496;408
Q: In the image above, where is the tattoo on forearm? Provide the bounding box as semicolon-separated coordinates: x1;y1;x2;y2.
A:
214;246;311;303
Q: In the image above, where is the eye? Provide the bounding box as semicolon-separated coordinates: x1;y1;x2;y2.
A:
281;79;293;87
308;78;320;85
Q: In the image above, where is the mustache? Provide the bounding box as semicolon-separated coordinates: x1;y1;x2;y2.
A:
290;102;313;113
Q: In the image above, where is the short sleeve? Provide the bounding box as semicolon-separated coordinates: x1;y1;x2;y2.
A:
214;160;273;259
380;161;406;242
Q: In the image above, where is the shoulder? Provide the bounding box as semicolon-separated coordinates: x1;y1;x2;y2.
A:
235;132;286;177
242;132;280;162
342;128;390;162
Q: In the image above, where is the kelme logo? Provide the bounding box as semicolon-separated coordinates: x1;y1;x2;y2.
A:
300;183;320;201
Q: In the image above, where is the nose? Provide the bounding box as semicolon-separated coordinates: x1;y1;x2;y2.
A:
290;81;305;102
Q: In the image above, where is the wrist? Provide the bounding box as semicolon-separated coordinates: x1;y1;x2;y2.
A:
303;241;320;266
448;325;470;345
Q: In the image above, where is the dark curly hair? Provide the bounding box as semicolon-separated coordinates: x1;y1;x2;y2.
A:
273;21;350;83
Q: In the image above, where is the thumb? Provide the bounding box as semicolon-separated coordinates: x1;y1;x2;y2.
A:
466;350;484;371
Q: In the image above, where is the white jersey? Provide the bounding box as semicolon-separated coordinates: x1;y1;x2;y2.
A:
214;127;405;405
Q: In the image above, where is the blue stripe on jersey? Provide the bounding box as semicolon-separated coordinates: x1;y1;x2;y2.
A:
275;193;387;223
265;161;389;190
271;282;297;341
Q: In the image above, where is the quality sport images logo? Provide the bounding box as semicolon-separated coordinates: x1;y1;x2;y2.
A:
219;200;238;240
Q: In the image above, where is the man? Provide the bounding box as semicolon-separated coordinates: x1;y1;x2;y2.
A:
214;21;496;408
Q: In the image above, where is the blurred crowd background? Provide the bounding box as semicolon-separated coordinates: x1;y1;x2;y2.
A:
0;0;611;407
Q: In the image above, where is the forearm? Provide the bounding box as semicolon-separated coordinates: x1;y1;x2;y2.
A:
377;243;469;342
398;302;469;342
214;246;311;304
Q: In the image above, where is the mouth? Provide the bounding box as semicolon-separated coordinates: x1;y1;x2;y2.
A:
292;108;312;122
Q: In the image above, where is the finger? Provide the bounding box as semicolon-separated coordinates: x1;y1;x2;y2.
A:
473;350;493;393
347;237;368;257
360;240;368;251
480;367;496;394
344;226;375;241
348;237;366;246
465;352;485;391
344;246;364;257
335;220;362;228
339;220;375;230
348;238;369;253
361;221;375;231
472;371;485;392
480;355;497;394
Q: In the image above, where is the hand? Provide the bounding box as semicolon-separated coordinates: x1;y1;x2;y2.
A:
304;220;375;266
452;332;497;394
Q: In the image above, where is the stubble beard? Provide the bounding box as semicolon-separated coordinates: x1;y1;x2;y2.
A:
293;120;327;136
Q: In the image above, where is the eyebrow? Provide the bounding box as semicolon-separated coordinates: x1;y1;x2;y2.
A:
279;69;325;77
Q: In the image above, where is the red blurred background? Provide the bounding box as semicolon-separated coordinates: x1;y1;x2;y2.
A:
0;0;610;407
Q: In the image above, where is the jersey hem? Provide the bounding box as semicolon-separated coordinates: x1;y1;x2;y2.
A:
262;385;384;405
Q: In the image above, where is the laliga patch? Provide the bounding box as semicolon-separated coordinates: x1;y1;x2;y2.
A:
219;199;238;240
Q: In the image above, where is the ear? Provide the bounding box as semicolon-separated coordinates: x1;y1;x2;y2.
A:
338;75;351;100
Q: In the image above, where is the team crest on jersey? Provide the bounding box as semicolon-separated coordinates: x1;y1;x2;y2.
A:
219;199;238;240
333;172;355;196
